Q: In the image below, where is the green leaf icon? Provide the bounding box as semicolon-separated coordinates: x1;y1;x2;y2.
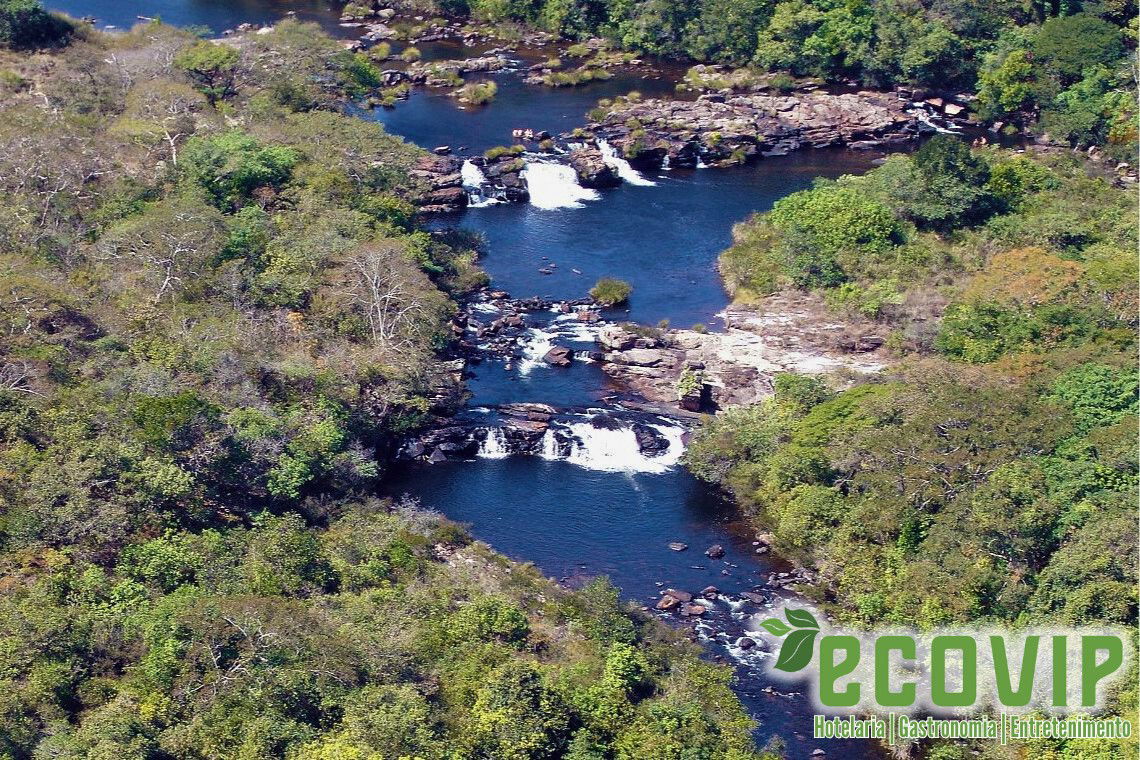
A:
785;608;819;630
759;618;791;636
774;629;818;672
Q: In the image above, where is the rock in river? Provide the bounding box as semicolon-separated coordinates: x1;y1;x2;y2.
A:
542;345;573;366
568;146;621;188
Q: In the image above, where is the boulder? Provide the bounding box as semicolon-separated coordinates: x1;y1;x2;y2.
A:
632;423;670;456
542;345;573;367
701;585;719;598
655;594;680;610
568;147;621;188
740;591;766;604
680;604;707;617
663;589;693;603
667;541;688;552
612;348;670;367
598;325;639;351
500;402;557;416
704;544;725;559
738;637;756;650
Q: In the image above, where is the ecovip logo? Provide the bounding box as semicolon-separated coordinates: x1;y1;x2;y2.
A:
758;605;1132;717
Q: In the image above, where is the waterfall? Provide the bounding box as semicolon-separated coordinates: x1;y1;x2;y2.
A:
597;139;657;186
521;162;600;210
539;429;561;460
461;160;502;208
477;427;510;458
516;327;555;375
563;421;685;473
907;104;961;134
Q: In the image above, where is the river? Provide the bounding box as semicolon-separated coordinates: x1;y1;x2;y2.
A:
51;2;883;755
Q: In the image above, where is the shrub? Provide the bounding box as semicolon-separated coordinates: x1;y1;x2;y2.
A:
769;72;796;92
399;46;421;62
483;144;524;160
589;277;632;306
455;80;497;105
0;0;71;49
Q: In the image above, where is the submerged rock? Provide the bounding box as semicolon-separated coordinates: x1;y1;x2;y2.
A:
704;544;725;559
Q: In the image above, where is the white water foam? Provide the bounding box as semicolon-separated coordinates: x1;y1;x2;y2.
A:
460;159;485;189
597;139;657;186
551;314;602;343
516;327;555;375
476;427;510;459
563;421;685;473
539;429;561;460
908;104;962;134
521;162;600;210
461;160;504;208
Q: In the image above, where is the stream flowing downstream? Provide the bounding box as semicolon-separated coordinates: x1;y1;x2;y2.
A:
51;3;885;754
377;70;879;756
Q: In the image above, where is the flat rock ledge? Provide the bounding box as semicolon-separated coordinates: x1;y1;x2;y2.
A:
596;291;892;412
577;91;925;169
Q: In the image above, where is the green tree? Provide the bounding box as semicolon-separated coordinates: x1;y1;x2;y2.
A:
0;0;71;49
174;40;240;102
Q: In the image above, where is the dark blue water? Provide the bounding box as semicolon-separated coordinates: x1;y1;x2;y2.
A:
437;155;873;327
372;63;680;155
48;0;345;32
375;64;875;327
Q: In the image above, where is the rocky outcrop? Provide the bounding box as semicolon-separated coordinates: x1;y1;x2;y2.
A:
477;153;529;203
567;147;621;188
411;150;529;213
405;55;507;86
409;154;467;213
595;291;892;413
577;91;926;169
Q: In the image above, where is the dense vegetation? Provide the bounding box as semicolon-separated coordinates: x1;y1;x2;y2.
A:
0;15;768;759
690;142;1138;757
400;0;1136;154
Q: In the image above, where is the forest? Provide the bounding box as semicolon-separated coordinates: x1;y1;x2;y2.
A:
0;0;1136;758
0;11;770;759
388;0;1139;157
688;122;1138;760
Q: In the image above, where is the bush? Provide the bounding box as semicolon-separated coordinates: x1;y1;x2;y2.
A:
769;72;796;93
455;80;497;105
589;277;632;306
483;144;524;160
0;0;71;49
